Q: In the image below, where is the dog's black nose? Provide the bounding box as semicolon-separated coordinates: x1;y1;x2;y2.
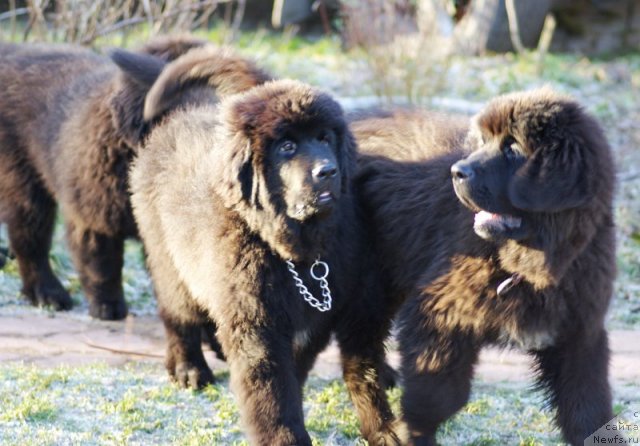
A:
451;161;474;181
313;161;338;181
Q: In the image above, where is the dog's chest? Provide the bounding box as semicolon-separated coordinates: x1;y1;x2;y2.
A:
282;265;335;350
498;325;557;350
289;292;331;350
293;329;312;350
493;284;559;350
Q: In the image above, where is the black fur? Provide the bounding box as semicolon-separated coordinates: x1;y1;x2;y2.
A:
353;88;616;445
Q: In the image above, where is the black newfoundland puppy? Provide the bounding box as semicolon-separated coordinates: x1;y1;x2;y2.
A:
130;79;400;445
0;37;269;319
353;88;616;446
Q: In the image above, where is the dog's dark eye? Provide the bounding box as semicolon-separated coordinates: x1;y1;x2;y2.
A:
501;138;520;159
279;140;297;155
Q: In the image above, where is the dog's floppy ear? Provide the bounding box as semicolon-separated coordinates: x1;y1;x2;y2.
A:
109;49;167;146
214;132;257;208
508;133;595;213
143;47;271;123
110;49;167;88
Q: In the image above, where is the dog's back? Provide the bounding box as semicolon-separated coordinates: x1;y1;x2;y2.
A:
0;44;113;191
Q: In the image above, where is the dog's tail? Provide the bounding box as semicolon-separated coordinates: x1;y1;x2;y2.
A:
109;39;272;146
110;44;272;123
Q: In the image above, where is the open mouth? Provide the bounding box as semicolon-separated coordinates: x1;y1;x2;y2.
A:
316;191;334;205
474;210;522;232
292;191;335;220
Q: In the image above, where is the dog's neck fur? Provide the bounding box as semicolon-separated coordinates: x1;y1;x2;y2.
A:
231;199;340;264
497;206;609;290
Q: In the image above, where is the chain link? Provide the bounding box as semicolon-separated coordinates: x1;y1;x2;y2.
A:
286;258;332;312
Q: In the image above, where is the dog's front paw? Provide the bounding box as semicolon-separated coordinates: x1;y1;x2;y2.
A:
24;280;73;311
366;419;408;446
88;298;128;320
169;361;215;390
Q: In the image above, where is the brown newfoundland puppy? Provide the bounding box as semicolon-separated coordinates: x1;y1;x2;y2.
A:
353;88;615;446
0;38;269;319
129;79;400;445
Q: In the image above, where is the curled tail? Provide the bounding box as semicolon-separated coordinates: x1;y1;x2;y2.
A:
108;38;271;146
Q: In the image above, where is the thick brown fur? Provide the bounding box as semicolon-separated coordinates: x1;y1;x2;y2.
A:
0;36;270;319
353;88;616;446
130;79;401;445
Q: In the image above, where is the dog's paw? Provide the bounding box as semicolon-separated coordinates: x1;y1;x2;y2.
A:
170;362;215;390
24;281;73;311
366;420;407;446
88;298;128;320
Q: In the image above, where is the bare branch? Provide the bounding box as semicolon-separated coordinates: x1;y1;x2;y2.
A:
82;17;147;44
536;12;557;75
0;6;28;22
505;0;525;53
3;0;241;45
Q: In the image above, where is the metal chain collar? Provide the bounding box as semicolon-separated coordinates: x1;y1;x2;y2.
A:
286;258;332;312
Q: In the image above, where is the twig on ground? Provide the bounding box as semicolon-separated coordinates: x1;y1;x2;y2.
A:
83;338;164;358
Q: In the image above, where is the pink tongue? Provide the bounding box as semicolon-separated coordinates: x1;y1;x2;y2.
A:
474;211;499;225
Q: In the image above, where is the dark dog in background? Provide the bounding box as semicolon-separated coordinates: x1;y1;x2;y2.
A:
129;79;400;445
0;37;270;319
353;88;616;445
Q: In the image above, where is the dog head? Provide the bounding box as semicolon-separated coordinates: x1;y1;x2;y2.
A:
216;79;356;222
451;88;610;242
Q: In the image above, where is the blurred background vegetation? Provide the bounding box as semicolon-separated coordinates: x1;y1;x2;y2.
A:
0;0;639;104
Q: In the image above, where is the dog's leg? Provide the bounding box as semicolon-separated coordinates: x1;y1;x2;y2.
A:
149;247;215;389
66;221;127;320
399;319;479;446
533;328;612;446
6;187;72;311
162;315;215;389
336;327;402;445
201;321;226;361
217;318;311;446
379;359;399;389
293;330;332;385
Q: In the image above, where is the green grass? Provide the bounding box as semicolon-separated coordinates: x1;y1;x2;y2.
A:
3;362;612;445
0;363;240;445
4;362;635;445
305;380;370;441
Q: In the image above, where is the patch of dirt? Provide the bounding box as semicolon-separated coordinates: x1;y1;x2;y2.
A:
1;311;638;394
